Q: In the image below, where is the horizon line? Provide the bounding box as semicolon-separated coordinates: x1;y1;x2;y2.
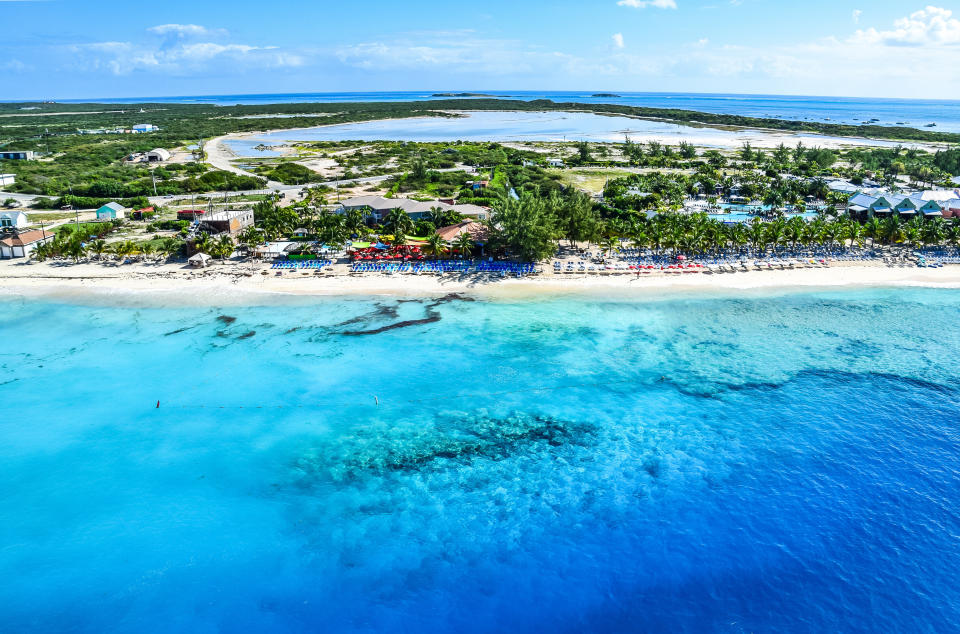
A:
4;90;960;105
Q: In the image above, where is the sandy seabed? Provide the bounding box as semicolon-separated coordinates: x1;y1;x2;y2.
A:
2;260;959;306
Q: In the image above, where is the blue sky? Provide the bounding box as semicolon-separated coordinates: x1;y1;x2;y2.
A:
2;0;959;99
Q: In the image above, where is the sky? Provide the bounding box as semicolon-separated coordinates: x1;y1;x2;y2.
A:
2;0;960;100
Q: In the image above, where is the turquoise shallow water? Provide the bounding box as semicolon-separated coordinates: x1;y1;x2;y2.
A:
2;289;960;632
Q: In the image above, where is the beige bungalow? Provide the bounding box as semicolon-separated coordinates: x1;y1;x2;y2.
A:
0;230;54;259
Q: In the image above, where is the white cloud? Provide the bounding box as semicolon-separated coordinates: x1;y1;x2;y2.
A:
612;33;625;49
71;26;302;75
0;59;30;72
852;9;862;24
335;32;582;75
147;24;214;37
850;6;960;47
617;0;677;9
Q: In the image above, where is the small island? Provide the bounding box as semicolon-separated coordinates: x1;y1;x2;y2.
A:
591;93;622;98
431;92;501;98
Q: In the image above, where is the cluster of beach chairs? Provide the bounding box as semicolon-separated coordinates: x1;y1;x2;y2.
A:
553;261;705;274
915;248;960;268
552;256;833;274
477;262;537;276
349;260;538;277
271;260;333;270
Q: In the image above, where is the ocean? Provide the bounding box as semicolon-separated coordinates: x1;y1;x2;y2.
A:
43;91;960;133
2;289;959;633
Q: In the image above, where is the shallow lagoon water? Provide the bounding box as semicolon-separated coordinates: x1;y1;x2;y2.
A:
2;289;960;632
224;111;902;155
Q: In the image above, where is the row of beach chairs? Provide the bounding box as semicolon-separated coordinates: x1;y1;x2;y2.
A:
271;260;333;270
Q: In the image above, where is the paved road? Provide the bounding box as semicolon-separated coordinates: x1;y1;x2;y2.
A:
145;169;476;206
3;167;477;212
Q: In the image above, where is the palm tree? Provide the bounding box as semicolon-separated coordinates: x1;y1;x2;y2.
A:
383;208;414;238
846;220;865;249
32;242;52;262
87;239;107;261
881;217;904;245
923;217;946;246
215;235;234;261
452;232;474;260
194;232;213;255
747;217;767;253
238;227;262;251
864;217;883;248
946;220;960;248
345;208;367;238
113;240;139;263
426;232;447;259
903;215;925;248
784;216;805;250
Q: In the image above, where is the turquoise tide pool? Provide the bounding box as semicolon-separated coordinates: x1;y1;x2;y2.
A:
1;289;959;632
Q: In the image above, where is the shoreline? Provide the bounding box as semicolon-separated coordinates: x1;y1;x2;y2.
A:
2;262;959;306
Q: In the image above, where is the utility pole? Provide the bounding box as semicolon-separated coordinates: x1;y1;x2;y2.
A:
69;185;79;233
151;170;157;197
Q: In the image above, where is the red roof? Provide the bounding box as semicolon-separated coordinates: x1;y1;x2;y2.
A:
0;230;52;247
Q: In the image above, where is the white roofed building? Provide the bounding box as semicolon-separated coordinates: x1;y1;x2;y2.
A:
146;148;171;163
0;210;28;229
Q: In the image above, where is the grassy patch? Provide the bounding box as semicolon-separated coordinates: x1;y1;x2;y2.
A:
25;212;78;222
553;168;637;195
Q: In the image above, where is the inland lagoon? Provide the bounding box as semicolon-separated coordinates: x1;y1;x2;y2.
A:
223;110;906;154
2;288;959;633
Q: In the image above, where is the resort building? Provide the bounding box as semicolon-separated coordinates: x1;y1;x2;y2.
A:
177;209;206;222
0;230;54;259
436;220;489;243
915;189;960;203
252;241;297;259
0;174;15;187
130;207;155;220
0;151;35;161
0;210;29;229
95;202;128;220
337;196;490;222
847;193;946;220
198;208;255;235
825;179;863;195
132;124;159;133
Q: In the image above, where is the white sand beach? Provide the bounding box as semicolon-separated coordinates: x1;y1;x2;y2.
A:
2;260;959;305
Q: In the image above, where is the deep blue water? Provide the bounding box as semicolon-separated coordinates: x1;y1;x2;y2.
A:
25;91;960;133
1;289;959;633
